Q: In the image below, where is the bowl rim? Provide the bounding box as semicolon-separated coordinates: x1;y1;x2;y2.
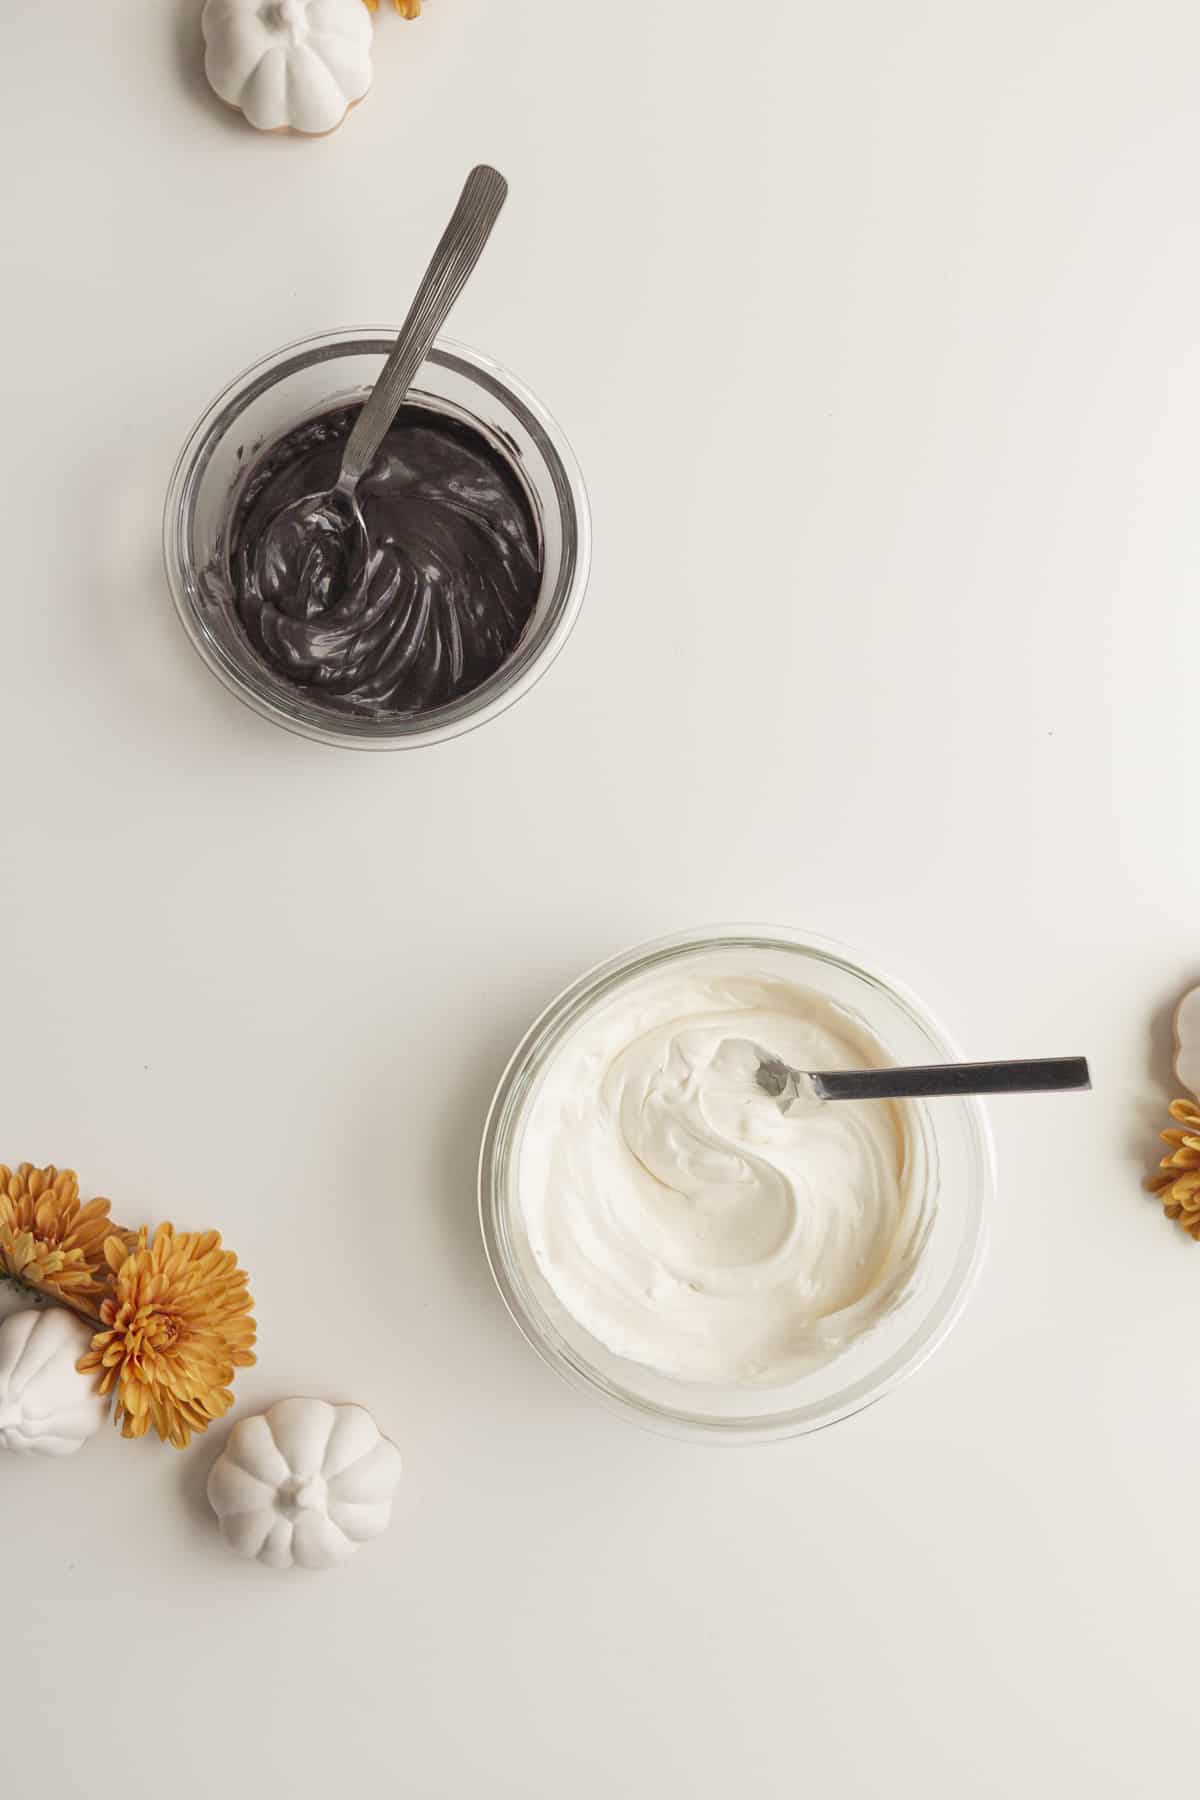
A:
478;923;996;1445
162;326;592;751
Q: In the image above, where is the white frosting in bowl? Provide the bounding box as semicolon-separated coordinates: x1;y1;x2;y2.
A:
517;967;930;1387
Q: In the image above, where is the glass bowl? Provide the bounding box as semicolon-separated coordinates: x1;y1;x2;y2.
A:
163;328;590;749
479;926;994;1443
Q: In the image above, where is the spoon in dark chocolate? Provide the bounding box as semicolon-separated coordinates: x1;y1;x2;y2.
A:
251;164;509;612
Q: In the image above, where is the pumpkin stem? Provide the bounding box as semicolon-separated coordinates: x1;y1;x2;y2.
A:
0;1271;103;1328
0;1268;47;1306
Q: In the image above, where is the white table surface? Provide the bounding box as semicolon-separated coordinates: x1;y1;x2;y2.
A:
3;2;1199;1794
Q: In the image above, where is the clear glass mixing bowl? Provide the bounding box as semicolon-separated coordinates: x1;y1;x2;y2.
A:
479;926;994;1443
163;328;590;749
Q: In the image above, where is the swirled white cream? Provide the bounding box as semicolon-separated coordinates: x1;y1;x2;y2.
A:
518;967;928;1387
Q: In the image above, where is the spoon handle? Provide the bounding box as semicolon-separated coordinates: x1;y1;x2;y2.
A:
337;164;509;494
812;1056;1091;1102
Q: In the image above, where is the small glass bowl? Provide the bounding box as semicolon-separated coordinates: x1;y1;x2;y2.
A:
479;926;994;1443
163;328;591;749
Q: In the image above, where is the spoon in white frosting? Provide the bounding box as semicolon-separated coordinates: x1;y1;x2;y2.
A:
741;1046;1091;1111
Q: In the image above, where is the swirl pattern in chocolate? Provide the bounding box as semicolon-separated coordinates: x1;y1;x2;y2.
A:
229;403;542;715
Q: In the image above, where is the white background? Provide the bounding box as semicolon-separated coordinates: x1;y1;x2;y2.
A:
2;2;1199;1794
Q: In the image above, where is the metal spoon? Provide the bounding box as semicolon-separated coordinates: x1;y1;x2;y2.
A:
252;164;508;608
745;1045;1091;1110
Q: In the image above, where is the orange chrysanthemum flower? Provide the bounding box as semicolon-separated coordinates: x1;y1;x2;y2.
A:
0;1163;126;1319
78;1223;256;1449
1147;1097;1200;1238
363;0;421;16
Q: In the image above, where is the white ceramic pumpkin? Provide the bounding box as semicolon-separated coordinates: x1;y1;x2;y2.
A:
1174;986;1200;1101
202;0;373;136
0;1307;109;1456
207;1397;403;1570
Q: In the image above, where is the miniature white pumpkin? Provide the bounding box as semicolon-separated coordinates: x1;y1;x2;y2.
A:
1174;986;1200;1101
207;1397;403;1570
202;0;373;136
0;1307;109;1457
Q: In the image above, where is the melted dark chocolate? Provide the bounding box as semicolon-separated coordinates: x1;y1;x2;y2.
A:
228;404;542;715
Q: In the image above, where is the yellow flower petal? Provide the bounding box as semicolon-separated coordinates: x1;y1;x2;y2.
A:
83;1221;255;1449
0;1161;128;1313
